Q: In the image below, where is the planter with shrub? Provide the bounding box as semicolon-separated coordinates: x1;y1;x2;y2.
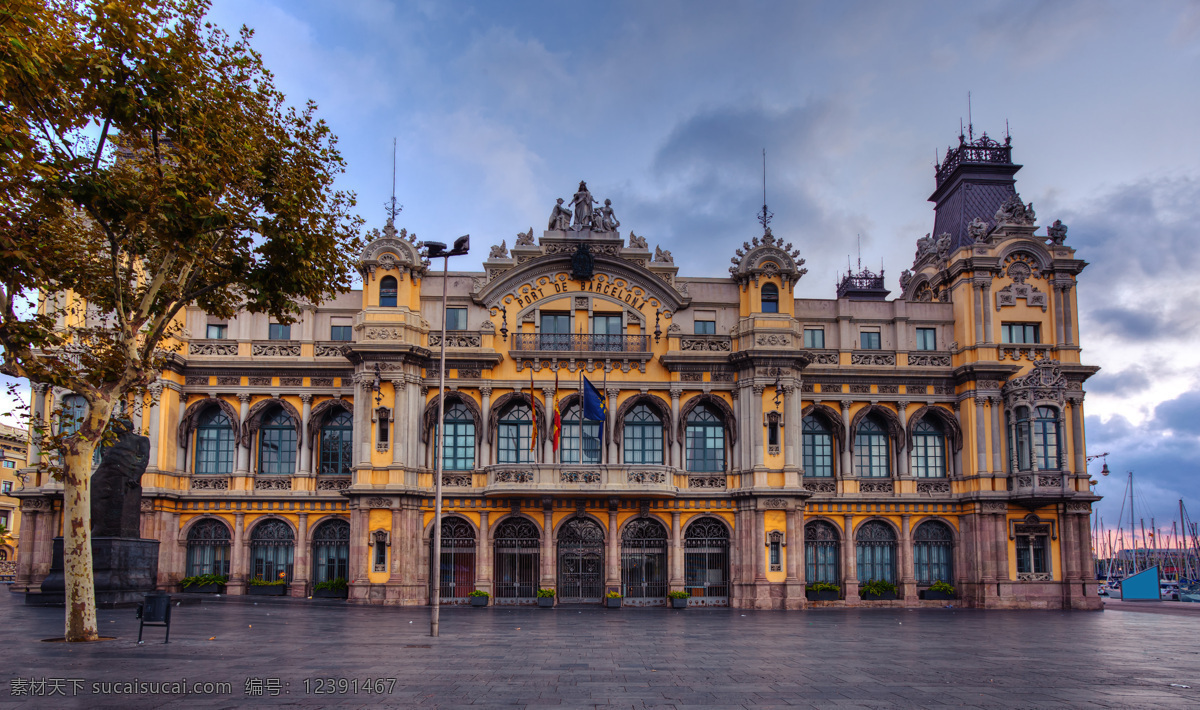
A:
469;590;491;607
919;580;956;601
858;580;898;601
668;590;690;609
605;591;622;609
805;582;840;602
537;588;555;608
179;574;227;594
313;577;348;599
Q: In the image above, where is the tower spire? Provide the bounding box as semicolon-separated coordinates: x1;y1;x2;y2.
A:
385;137;403;224
757;148;773;232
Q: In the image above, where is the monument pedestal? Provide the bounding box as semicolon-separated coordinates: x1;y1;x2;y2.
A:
26;537;160;608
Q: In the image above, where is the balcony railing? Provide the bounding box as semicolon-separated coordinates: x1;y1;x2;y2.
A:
510;333;650;353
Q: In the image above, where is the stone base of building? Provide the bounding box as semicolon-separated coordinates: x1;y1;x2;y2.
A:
348;581;427;606
958;581;1102;610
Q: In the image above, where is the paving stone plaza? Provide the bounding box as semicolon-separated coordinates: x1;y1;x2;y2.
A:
3;593;1198;708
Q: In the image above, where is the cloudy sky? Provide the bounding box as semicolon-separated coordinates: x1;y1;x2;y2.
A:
6;0;1200;541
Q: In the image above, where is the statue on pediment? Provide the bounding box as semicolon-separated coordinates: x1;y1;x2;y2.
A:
915;233;934;261
967;217;990;243
597;198;619;232
488;240;509;260
935;232;952;261
1047;219;1068;245
994;193;1035;226
548;198;571;231
654;245;674;264
569;181;598;229
515;228;535;246
628;231;648;249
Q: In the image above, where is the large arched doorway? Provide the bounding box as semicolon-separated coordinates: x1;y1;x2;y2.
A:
557;517;604;603
311;518;350;586
493;518;539;603
433;516;476;603
186;518;231;577
684;516;730;605
621;517;668;605
249;519;294;584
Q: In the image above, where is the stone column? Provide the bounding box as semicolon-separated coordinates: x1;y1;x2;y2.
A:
293;512;310;596
899;513;915;600
298;394;313;475
973;282;984;345
606;507;620;591
1063;285;1076;346
477;510;492;595
606;388;619;464
981;282;993;343
1053;284;1067;346
358;381;373;466
1059;504;1078;582
409;383;424;472
669;388;682;469
840;401;853;479
175;388;190;473
794;506;806;587
670;511;683;590
783;386;796;468
146;382;162;471
391;380;407;466
389;507;404;583
990;397;1004;474
752;385;765;468
974;397;987;476
540;505;554;590
896;401;910;479
785;505;802;607
14;505;38;588
842;513;858;599
348;505;369;598
479;386;493;467
235;393;251;475
230;512;246;592
729;388;741;471
754;508;768;585
1076;511;1094;587
1069;396;1086;476
28;383;48;464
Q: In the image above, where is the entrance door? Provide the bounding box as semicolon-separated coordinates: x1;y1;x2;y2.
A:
557;517;604;602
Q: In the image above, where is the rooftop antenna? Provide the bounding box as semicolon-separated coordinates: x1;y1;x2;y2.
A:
757;148;773;231
967;91;974;141
385;137;403;223
1005;118;1011;144
856;234;862;271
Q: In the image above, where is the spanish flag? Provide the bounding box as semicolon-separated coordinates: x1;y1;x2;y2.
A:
551;367;561;452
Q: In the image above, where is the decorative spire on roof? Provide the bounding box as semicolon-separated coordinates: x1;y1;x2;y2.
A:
757;148;773;232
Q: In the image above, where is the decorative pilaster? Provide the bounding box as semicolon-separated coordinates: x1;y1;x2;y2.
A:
974;397;987;476
391;379;407;466
896;401;910;479
298;393;313;475
669;388;682;468
477;510;492;594
842;513;858;599
543;386;558;464
479;386;493;467
670;511;683;590
540;503;554;589
606;388;619;464
840;400;853;480
230;512;246;593
293;512;310;596
146;382;162;471
752;385;766;469
606;506;619;590
29;383;49;464
989;396;1004;474
899;513;915;600
235;393;251;475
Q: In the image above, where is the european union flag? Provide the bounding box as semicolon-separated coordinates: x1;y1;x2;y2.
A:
582;376;607;422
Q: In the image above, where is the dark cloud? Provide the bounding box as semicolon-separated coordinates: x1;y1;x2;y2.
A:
1152;390;1200;437
1085;365;1150;396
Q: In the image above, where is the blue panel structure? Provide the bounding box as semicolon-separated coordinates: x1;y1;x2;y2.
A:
1120;566;1161;601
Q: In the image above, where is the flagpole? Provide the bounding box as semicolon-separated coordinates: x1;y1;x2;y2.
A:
578;367;583;467
602;363;608;465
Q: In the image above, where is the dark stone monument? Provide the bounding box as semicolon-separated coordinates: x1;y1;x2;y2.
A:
28;419;160;607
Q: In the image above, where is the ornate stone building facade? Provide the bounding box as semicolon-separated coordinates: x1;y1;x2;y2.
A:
12;134;1100;609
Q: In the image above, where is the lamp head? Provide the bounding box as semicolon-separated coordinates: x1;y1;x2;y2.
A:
424;241;447;258
450;235;470;255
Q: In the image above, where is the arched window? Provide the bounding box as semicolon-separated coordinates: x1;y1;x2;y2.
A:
621;518;668;600
440;402;476;471
195;407;235;475
913;520;954;585
803;416;834;477
0;549;7;561
804;520;840;585
317;410;353;475
623;404;663;465
686;405;725;473
497;403;534;464
1033;406;1060;471
250;519;294;584
257;408;297;475
58;394;88;437
557;517;605;601
311;518;349;585
684;517;729;602
561;403;601;464
186;518;231;577
434;516;476;601
856;521;897;584
761;283;779;313
379;275;398;307
854;416;890;477
493;518;539;600
910;419;946;478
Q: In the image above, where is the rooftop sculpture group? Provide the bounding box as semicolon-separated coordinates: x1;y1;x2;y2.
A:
549;181;619;232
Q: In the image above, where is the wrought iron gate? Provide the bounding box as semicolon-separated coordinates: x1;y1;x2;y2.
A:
432;516;476;603
493;518;539;603
557;517;604;602
684;516;729;606
621;517;668;605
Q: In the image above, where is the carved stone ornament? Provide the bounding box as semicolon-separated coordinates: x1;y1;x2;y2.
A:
364;327;405;341
311;377;334;387
442;474;473;487
1047;219;1068;245
515;228;536;246
981;501;1008;513
366;496;392;509
628;231;648;249
907;354;950;367
252;342;300;357
761;498;787;509
316;477;351;491
280;377;302;387
495;469;534;484
488;240;510;260
191;476;229;490
802;479;836;493
994;193;1036;226
627;470;666;484
315;343;350;357
756;333;791;347
858;480;893;494
689;475;726;489
916;480;951;495
216;376;240;386
255;477;292;491
935;232;952;261
967;217;990;243
899;269;913;292
19;497;51;511
560;470;602;484
808;352;838;365
996;257;1047;311
248;376;271;387
428;332;482;348
1002;359;1068;406
653;245;674;264
852;352;896;366
571;242;595;281
914;233;934;263
190;340;238;356
1066;501;1091;514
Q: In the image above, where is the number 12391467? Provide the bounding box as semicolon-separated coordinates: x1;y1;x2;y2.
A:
303;678;397;695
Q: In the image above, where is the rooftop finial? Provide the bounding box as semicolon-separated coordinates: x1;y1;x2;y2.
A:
384;137;403;224
757;148;773;232
967;91;974;141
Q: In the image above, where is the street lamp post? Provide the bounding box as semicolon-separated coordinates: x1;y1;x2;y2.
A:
425;235;469;638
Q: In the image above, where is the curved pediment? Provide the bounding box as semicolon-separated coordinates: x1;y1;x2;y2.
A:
472;248;691;314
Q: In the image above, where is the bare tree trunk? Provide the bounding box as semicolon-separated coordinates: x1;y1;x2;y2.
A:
61;399;113;642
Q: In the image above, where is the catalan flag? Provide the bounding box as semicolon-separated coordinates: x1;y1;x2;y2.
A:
528;367;538;453
551;367;562;452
